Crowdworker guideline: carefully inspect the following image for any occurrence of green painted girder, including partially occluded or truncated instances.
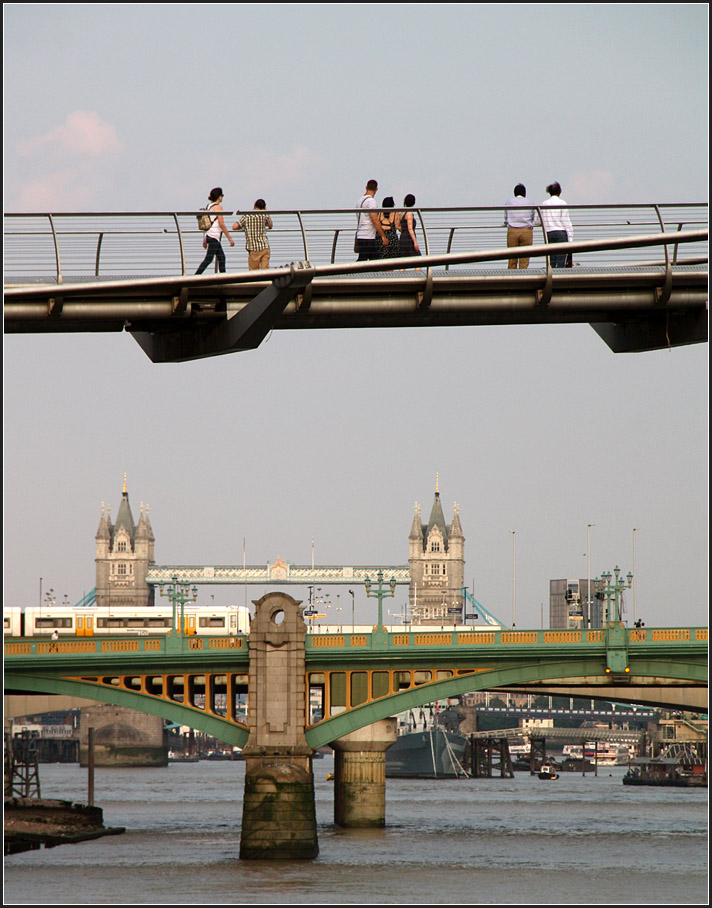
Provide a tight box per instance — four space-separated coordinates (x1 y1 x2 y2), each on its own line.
4 672 250 747
303 653 707 748
5 628 706 750
5 647 706 751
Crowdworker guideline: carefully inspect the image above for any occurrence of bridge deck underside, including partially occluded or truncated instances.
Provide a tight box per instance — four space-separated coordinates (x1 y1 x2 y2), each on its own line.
6 267 706 357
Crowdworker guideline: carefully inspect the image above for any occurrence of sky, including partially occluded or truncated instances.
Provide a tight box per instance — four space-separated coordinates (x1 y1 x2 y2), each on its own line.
3 3 709 629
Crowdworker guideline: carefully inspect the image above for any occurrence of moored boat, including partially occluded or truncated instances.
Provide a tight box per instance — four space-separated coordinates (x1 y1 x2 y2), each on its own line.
386 706 468 779
386 726 468 778
623 757 707 787
168 751 199 763
538 761 559 780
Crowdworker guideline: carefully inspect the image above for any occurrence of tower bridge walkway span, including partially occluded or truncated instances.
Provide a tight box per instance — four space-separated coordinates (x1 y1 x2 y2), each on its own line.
5 623 707 751
4 204 707 361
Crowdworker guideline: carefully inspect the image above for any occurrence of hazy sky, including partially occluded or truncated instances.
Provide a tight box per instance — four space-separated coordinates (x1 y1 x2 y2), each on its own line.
3 4 708 628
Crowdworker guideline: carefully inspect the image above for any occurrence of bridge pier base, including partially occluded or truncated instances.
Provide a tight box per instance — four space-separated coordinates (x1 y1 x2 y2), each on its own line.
240 751 317 860
330 718 397 827
239 592 318 860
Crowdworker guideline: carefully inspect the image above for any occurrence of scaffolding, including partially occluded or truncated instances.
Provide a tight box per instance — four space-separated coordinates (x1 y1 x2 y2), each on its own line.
4 731 42 799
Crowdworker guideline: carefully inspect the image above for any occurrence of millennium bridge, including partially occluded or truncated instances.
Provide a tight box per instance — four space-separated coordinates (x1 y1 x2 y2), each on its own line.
3 203 707 361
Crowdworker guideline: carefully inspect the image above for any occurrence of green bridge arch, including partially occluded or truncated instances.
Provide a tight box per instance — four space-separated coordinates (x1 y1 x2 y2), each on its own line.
6 673 250 748
7 650 703 751
305 655 703 747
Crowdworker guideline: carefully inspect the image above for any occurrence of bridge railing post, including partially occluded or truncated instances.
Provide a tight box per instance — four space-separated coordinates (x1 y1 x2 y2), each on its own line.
94 233 104 277
47 214 62 284
295 211 310 263
653 204 673 304
330 228 340 264
172 214 186 275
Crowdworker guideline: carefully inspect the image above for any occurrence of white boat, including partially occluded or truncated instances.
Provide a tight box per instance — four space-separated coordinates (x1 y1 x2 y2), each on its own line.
585 743 630 766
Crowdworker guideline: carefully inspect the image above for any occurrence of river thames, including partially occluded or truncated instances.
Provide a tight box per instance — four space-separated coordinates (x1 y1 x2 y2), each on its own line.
4 757 707 904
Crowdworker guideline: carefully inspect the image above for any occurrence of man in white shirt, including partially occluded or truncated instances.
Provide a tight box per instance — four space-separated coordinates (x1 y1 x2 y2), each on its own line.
355 179 389 261
504 184 540 269
541 182 573 268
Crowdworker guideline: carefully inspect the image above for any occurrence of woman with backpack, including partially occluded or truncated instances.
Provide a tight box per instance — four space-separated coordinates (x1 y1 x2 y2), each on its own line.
195 187 235 274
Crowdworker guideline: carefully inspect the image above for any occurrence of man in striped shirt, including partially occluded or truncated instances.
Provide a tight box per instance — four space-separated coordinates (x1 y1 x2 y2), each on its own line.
233 199 273 270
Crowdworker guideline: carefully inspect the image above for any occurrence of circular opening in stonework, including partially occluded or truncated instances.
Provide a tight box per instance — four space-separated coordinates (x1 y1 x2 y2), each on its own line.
272 609 285 626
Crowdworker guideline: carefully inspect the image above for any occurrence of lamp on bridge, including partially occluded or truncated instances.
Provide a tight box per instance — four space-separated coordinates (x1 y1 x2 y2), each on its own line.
159 575 198 635
364 570 397 630
595 566 633 625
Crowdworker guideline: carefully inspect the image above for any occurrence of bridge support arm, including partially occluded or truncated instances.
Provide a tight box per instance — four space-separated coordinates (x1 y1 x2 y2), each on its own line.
130 263 315 363
591 307 708 353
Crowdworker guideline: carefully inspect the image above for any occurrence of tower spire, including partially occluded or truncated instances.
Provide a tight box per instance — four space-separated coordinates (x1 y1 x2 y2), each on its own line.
123 472 127 495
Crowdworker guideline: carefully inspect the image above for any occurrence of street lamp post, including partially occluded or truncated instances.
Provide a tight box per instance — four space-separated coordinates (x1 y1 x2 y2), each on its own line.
595 566 633 625
364 570 397 630
349 590 355 630
587 523 595 627
632 528 640 625
159 574 198 635
508 530 516 628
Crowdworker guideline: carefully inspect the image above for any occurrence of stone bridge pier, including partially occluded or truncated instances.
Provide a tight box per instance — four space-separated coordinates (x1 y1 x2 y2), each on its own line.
330 718 397 827
239 592 398 859
239 592 317 859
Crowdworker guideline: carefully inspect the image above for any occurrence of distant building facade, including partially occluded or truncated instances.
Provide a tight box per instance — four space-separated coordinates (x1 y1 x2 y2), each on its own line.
549 578 602 629
95 476 155 608
408 482 465 625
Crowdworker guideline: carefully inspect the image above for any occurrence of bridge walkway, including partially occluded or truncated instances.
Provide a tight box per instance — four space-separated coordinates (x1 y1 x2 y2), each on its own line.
4 204 707 359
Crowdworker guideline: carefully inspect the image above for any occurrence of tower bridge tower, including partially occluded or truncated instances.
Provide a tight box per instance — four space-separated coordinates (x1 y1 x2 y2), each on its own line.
95 476 155 608
408 478 465 625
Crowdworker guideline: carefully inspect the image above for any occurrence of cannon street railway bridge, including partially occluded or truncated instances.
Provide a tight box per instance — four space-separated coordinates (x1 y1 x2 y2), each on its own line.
5 613 707 750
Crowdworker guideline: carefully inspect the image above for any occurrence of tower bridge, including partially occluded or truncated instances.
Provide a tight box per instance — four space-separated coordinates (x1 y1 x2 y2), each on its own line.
146 562 411 587
96 478 482 628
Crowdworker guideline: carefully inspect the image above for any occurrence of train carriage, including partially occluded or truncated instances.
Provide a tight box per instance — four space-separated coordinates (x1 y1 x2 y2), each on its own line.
4 605 251 638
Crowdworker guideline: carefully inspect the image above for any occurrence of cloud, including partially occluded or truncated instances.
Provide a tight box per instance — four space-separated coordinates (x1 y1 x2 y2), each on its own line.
17 110 121 158
11 170 101 211
567 170 616 204
230 144 327 198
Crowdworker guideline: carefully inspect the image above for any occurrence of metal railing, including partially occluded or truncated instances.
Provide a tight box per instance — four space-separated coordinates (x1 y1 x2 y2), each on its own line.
4 204 707 285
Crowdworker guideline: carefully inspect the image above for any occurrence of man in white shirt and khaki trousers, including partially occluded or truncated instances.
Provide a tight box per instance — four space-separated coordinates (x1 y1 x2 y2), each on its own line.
504 184 540 269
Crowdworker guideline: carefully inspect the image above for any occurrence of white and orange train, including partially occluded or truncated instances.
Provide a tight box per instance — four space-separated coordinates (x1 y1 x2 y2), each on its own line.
3 605 251 638
4 605 500 639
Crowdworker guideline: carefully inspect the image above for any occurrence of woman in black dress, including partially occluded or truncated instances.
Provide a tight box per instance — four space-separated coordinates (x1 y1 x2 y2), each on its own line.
376 196 399 258
396 194 420 260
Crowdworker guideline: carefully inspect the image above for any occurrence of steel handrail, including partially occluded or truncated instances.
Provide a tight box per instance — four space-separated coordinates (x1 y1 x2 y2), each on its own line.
5 228 706 298
5 205 706 282
5 202 706 217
